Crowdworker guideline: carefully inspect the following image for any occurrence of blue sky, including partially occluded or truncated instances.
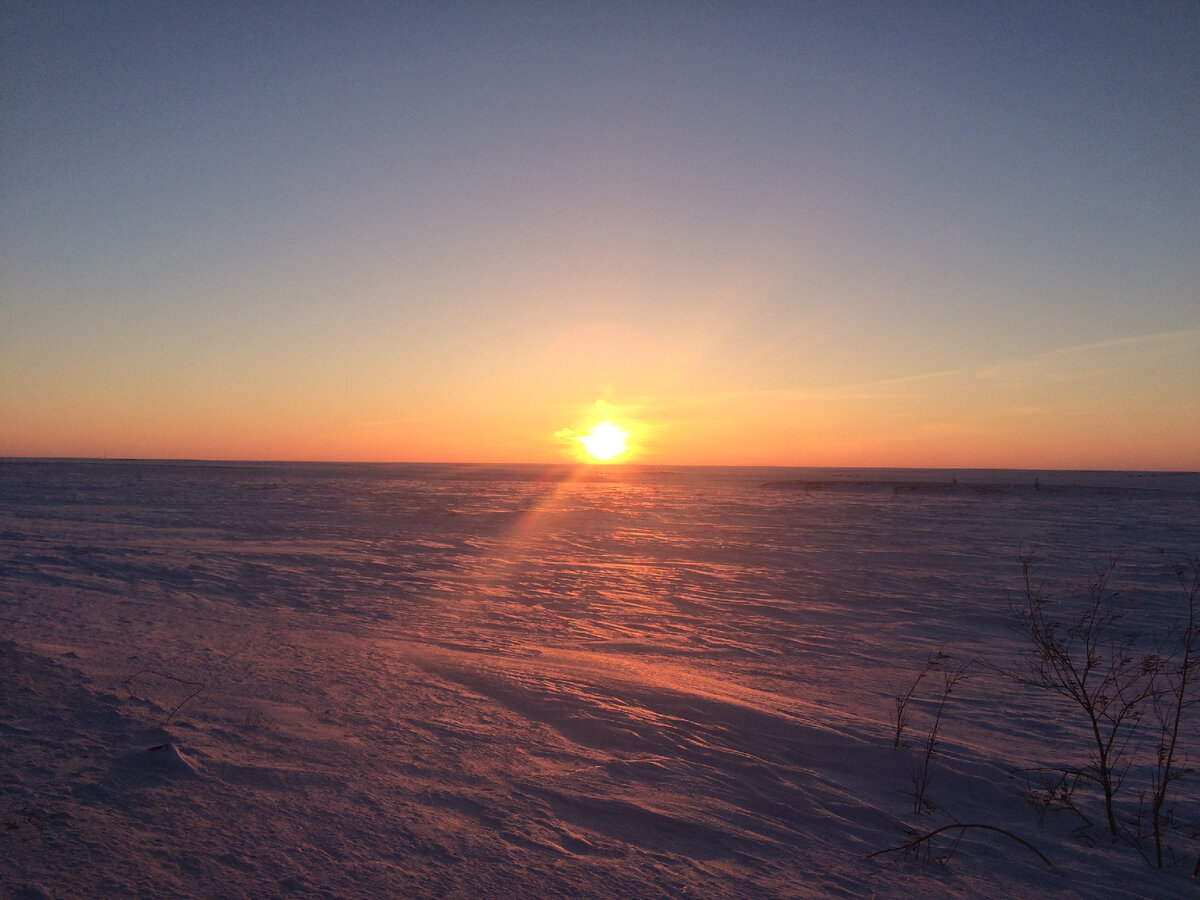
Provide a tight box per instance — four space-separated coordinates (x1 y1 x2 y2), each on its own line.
3 2 1197 466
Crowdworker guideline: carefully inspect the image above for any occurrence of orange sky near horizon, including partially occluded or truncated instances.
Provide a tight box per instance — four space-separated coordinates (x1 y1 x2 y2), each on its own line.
6 331 1198 471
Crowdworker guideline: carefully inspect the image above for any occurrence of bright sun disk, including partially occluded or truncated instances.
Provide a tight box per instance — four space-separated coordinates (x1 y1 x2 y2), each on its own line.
578 421 629 461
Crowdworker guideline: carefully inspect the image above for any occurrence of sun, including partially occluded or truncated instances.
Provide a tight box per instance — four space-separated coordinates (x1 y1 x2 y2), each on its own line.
577 421 629 462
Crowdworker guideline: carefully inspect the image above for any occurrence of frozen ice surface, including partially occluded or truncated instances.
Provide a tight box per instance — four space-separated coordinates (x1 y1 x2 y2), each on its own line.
2 461 1199 897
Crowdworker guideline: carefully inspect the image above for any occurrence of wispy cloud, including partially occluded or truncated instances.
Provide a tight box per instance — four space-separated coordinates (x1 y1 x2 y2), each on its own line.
626 327 1199 415
973 327 1200 386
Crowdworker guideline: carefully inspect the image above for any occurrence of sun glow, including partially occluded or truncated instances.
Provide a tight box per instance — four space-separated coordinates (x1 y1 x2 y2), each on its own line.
578 421 630 461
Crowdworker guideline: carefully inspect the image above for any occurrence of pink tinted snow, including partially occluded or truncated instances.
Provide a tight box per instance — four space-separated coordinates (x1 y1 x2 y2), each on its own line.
1 462 1198 898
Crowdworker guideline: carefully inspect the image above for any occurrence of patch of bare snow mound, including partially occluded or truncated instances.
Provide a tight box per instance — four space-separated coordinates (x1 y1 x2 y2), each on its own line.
114 739 205 782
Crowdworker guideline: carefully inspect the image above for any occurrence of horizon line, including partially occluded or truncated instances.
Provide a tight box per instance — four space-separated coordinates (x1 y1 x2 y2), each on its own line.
2 456 1197 476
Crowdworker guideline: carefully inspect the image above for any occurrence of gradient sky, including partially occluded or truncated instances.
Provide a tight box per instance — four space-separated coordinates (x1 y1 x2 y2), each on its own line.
3 2 1198 468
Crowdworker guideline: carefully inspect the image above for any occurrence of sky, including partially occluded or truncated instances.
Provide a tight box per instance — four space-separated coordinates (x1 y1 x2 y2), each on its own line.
2 2 1198 469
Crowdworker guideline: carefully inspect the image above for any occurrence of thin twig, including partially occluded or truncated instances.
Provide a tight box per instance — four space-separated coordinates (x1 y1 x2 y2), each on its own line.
123 668 206 724
869 823 1053 868
892 651 946 749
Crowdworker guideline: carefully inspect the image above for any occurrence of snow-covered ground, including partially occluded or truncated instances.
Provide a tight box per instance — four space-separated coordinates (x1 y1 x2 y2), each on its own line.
2 461 1198 898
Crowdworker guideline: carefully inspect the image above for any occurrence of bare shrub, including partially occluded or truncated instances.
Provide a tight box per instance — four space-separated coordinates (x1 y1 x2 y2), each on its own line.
911 660 971 815
1011 552 1160 837
881 552 1200 874
1148 559 1200 867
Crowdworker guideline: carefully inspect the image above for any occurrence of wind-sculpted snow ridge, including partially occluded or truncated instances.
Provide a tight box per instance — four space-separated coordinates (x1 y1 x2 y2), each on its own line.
2 461 1199 898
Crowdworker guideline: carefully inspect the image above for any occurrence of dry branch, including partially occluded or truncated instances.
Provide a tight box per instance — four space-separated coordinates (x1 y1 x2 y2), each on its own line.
123 668 206 724
869 822 1053 868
